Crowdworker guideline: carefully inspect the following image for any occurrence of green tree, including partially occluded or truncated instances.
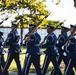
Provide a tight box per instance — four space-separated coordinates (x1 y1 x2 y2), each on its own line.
0 0 49 40
39 19 61 29
0 0 62 40
74 0 76 8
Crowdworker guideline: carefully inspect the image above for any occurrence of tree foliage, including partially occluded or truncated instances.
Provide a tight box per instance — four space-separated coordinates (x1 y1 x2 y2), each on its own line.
0 0 61 40
0 0 49 24
0 0 62 28
0 0 50 40
74 0 76 8
39 20 61 29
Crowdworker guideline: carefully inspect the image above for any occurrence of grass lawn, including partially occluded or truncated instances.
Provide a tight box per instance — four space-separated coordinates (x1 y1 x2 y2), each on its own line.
4 47 65 74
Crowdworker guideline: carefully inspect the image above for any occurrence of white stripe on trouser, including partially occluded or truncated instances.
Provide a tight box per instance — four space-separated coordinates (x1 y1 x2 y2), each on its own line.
2 53 11 73
56 55 59 62
41 55 48 73
51 56 59 75
0 55 1 65
24 55 31 75
51 70 55 75
64 59 71 75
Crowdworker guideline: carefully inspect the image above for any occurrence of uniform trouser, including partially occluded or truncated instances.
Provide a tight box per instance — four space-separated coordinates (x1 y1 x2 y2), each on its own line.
41 55 62 75
23 54 41 75
64 58 76 75
50 55 75 75
0 54 9 75
1 54 9 75
0 54 2 73
2 53 22 75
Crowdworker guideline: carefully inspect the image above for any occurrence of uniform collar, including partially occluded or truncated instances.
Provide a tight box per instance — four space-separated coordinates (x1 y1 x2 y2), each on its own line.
34 31 36 33
48 32 54 36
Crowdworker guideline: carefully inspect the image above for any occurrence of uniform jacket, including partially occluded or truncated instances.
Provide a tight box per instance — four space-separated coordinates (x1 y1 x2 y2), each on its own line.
67 34 76 59
42 33 59 56
25 32 41 55
0 36 4 54
56 33 68 55
5 29 21 53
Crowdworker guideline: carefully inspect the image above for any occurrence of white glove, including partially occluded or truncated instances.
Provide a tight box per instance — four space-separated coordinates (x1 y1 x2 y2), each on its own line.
23 40 25 44
26 53 29 57
62 46 64 50
56 40 59 44
2 42 4 46
5 50 9 53
41 52 45 55
63 52 67 56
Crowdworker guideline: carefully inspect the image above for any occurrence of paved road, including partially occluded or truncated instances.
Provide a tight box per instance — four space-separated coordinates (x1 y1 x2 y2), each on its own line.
9 72 49 75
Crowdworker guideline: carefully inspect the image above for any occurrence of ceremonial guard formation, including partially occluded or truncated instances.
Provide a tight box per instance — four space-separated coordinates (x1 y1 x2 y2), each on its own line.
50 26 75 75
0 20 76 75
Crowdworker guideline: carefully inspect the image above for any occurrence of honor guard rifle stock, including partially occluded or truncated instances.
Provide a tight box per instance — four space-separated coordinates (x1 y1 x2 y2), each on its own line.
40 19 66 45
25 12 51 41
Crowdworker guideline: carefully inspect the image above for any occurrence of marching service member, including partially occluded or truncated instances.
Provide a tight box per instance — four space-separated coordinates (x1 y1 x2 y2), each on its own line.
0 31 9 75
64 24 76 75
2 23 22 75
22 24 41 75
41 25 62 75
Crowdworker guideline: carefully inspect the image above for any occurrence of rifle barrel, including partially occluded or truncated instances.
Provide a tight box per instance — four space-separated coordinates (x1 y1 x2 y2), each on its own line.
25 12 51 41
40 19 66 45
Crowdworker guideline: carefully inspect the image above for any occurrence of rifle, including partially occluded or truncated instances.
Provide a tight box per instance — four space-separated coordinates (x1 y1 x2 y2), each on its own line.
25 12 51 41
40 20 66 45
64 26 76 46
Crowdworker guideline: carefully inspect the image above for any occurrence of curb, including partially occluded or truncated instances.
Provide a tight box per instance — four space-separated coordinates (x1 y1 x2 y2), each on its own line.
9 72 49 75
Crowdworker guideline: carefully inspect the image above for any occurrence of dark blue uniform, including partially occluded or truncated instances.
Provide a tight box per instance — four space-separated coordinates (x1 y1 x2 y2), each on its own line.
2 28 22 75
50 33 68 75
50 26 75 75
57 33 68 57
22 31 41 75
41 32 62 75
0 31 9 75
64 34 76 75
50 33 74 75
